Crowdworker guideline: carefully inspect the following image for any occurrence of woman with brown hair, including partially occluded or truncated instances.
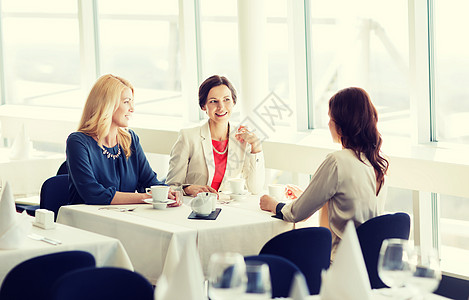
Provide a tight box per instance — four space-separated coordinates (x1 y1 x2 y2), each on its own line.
260 87 389 258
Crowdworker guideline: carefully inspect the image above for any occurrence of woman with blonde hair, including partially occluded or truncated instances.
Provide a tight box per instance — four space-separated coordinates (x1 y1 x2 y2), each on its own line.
260 87 389 259
67 74 174 205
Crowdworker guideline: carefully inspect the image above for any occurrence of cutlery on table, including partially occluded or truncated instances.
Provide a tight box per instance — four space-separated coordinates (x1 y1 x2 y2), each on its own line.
27 233 62 245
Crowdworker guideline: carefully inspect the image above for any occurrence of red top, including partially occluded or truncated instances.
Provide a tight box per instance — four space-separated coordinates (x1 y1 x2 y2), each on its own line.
211 139 228 191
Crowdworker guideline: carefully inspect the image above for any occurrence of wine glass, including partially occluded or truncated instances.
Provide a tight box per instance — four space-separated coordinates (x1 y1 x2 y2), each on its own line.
407 246 442 299
244 261 271 299
208 252 247 300
378 239 412 297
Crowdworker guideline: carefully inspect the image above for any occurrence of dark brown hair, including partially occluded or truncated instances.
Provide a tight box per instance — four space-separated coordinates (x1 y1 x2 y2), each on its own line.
329 87 389 194
198 75 237 109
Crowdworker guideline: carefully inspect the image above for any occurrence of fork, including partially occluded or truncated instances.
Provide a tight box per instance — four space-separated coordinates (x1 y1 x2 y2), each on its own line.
98 207 137 212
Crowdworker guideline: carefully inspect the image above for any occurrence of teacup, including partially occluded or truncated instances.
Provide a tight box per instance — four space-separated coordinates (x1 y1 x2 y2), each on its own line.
229 178 245 195
268 184 285 201
145 185 169 202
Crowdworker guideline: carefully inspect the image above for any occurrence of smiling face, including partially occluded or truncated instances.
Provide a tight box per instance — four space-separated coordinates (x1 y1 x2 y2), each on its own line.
112 87 134 128
202 84 234 125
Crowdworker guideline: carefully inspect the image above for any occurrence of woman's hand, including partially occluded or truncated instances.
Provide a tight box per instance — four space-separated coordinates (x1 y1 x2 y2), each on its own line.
167 189 182 207
183 185 218 197
235 125 262 154
260 195 279 214
285 184 303 200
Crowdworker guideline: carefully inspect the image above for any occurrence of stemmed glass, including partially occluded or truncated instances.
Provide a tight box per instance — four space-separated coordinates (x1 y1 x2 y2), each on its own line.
208 252 247 300
407 246 442 299
244 261 271 299
378 238 412 297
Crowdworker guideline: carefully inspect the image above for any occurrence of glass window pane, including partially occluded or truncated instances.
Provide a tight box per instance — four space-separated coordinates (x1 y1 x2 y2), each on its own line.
98 1 181 117
434 1 469 143
200 0 293 128
1 0 80 108
308 0 410 138
439 194 469 276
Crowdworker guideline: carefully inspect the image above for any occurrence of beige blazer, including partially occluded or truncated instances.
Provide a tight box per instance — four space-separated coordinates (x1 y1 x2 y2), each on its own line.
166 121 265 194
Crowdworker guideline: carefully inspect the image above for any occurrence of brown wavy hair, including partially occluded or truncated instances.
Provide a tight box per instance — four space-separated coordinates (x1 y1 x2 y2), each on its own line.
329 87 389 194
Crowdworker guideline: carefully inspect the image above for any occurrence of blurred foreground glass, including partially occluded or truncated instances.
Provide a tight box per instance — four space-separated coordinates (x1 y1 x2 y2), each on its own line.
244 261 271 299
407 246 442 299
208 252 247 300
378 238 412 296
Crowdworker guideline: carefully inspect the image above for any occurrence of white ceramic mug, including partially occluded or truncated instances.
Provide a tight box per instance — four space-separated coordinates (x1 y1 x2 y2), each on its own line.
145 185 169 202
229 178 245 195
268 184 285 201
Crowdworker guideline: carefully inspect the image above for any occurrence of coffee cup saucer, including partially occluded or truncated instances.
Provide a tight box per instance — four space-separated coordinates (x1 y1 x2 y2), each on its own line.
224 190 250 200
143 199 176 205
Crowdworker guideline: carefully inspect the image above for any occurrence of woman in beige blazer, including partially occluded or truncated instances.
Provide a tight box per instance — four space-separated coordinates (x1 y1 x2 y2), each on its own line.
260 87 389 259
166 75 265 196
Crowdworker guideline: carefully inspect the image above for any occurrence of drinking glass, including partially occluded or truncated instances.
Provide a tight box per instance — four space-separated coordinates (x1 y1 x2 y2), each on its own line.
378 239 412 296
208 252 247 300
407 246 442 299
244 261 271 299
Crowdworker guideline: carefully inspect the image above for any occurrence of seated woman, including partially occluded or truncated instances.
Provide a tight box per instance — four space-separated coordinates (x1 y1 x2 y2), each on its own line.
67 74 174 205
260 87 388 259
166 75 265 196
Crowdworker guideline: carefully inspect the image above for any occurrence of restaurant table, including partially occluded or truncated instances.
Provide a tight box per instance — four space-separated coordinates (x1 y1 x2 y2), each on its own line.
0 216 133 286
56 195 294 284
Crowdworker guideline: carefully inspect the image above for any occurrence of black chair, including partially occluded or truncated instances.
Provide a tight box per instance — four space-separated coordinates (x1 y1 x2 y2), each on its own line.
0 251 95 300
16 162 68 216
51 267 154 300
40 174 69 221
356 212 411 289
56 161 68 175
259 227 332 295
245 254 305 298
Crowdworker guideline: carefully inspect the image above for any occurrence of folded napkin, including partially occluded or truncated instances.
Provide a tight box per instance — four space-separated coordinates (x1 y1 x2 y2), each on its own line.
320 221 372 300
289 272 310 300
156 240 206 300
9 124 33 160
0 181 32 249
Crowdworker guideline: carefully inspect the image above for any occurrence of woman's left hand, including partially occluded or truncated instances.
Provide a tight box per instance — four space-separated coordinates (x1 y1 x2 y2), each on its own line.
235 125 262 153
259 194 279 214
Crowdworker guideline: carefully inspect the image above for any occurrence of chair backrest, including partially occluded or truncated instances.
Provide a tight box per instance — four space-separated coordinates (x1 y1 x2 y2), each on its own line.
0 251 95 300
40 174 69 221
259 227 332 295
356 212 411 289
51 267 154 300
56 161 68 175
245 254 305 298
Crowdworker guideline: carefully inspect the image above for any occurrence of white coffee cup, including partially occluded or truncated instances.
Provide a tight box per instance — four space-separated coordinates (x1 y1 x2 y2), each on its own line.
145 185 169 202
229 178 245 195
268 184 285 201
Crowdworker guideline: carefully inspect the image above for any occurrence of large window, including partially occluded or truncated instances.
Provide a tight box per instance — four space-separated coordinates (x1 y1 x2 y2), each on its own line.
307 0 410 136
1 0 80 108
434 0 469 143
98 0 182 117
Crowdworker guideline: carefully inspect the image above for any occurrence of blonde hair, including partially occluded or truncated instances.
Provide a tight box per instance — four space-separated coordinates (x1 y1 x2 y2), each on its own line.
78 74 133 158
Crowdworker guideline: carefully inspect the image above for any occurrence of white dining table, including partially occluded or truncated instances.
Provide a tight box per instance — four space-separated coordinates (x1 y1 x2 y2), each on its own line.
56 194 294 284
0 216 133 286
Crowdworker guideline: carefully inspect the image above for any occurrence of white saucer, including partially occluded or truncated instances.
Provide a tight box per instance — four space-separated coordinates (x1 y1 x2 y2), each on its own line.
224 190 250 200
143 199 176 205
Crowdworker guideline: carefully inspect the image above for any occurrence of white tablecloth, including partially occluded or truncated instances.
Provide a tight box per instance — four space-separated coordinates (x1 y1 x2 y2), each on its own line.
0 217 133 285
57 195 294 284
